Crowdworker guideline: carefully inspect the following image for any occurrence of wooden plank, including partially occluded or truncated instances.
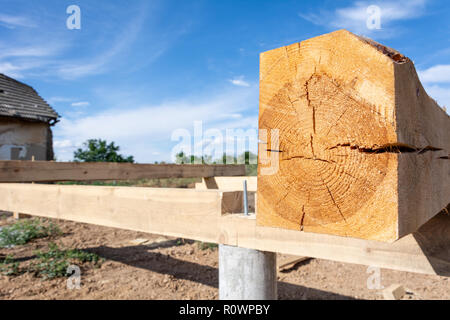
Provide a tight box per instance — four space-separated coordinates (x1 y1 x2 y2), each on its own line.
195 176 257 213
278 255 311 271
196 177 257 191
0 161 246 182
225 213 450 277
395 59 450 238
195 178 311 266
12 212 31 219
0 183 448 276
0 184 244 242
258 29 450 242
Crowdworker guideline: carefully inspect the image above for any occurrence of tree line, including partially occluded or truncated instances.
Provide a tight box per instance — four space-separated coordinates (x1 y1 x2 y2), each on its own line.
73 139 258 174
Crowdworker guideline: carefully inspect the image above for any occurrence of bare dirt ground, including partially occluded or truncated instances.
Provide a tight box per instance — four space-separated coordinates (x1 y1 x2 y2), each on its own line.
0 213 448 300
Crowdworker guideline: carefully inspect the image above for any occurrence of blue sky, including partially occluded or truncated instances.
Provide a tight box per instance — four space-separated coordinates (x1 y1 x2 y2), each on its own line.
0 0 449 162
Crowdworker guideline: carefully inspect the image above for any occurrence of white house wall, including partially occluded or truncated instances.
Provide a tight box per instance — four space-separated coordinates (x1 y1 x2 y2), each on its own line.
0 118 50 160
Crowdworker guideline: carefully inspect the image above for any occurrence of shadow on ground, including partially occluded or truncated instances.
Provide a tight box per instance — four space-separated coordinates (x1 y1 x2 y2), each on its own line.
86 242 355 300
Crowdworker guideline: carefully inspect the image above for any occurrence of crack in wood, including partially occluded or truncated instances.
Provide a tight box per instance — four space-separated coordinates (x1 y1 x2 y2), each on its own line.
281 155 336 164
324 183 347 224
304 75 317 134
286 90 301 119
325 105 350 137
310 135 315 157
300 205 306 231
328 142 444 155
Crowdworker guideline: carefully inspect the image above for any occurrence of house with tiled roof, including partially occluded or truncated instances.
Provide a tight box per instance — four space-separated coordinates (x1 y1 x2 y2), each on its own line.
0 73 59 160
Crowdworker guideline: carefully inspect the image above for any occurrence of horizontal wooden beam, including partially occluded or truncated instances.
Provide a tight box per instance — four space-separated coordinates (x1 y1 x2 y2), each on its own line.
0 183 448 276
195 176 257 192
0 161 246 182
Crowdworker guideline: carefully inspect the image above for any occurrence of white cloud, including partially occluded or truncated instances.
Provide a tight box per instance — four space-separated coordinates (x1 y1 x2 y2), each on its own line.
0 14 36 28
0 3 179 81
54 139 78 148
299 0 427 37
0 23 132 79
0 62 24 78
418 65 450 84
0 44 61 60
229 76 250 87
218 113 242 119
71 101 90 107
418 64 450 113
53 3 178 80
0 41 67 78
47 97 73 105
423 84 450 112
53 86 258 162
0 60 46 78
55 15 146 79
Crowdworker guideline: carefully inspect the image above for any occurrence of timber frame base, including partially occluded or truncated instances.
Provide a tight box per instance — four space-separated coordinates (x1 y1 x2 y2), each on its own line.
0 182 449 276
257 30 450 242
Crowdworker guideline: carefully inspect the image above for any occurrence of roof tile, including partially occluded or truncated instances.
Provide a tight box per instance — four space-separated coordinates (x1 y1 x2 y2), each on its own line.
0 73 59 123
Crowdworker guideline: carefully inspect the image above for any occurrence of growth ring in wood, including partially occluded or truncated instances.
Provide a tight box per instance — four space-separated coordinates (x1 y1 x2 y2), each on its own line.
257 30 450 242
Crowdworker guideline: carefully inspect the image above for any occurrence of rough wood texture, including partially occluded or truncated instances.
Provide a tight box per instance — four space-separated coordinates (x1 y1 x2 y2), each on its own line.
0 184 243 238
0 161 246 182
258 29 450 242
0 183 449 276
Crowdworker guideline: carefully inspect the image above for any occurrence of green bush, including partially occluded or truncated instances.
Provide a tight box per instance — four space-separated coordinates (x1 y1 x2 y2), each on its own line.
74 139 134 163
0 255 20 276
0 219 61 248
196 241 218 251
32 243 103 279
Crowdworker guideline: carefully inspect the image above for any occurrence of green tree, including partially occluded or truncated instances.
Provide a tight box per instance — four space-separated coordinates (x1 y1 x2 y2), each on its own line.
73 139 134 163
175 152 212 164
238 151 258 176
175 151 190 164
237 151 257 164
175 151 257 175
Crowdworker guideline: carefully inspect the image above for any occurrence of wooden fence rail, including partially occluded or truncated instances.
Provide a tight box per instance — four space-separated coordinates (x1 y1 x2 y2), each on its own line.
0 182 449 276
0 161 246 182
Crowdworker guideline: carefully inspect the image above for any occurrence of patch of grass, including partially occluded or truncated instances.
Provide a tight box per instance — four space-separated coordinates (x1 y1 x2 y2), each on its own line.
0 219 61 248
31 243 103 279
0 255 20 276
196 241 218 251
174 238 186 246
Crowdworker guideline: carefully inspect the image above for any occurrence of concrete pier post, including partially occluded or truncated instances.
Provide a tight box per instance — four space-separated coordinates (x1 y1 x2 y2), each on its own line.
219 244 277 300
